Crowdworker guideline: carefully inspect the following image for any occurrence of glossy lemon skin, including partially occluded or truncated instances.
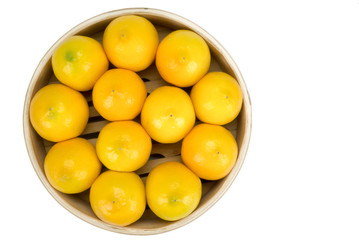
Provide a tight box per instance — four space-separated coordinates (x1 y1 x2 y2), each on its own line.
44 138 102 194
103 15 159 72
141 86 196 143
146 161 202 221
92 69 147 121
181 123 238 180
156 30 211 87
96 121 152 172
29 84 89 142
90 171 146 226
52 35 108 91
191 72 243 125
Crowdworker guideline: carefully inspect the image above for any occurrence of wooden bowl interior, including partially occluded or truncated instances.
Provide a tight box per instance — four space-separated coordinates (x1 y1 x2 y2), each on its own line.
24 9 251 235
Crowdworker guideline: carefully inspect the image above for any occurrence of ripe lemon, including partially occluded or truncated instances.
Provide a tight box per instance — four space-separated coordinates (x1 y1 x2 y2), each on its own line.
52 35 108 91
191 72 243 125
29 84 89 142
156 30 211 87
96 121 152 172
181 123 238 180
103 15 159 72
141 86 196 143
146 161 202 221
90 171 146 226
44 138 101 194
92 69 147 121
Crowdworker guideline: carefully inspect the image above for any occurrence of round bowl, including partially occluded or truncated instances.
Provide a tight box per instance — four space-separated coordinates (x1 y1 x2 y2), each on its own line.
23 8 252 235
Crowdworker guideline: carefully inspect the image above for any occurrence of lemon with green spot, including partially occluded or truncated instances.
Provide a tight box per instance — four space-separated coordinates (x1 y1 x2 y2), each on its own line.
52 35 108 91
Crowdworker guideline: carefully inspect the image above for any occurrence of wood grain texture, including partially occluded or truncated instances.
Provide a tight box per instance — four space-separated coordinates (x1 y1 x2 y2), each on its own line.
23 8 252 235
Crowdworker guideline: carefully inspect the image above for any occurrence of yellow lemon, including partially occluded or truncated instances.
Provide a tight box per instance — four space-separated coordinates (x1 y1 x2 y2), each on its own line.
52 35 108 91
103 15 159 71
141 86 195 143
181 123 238 180
96 121 152 172
44 138 101 194
29 84 89 142
90 171 146 226
156 30 211 87
146 161 202 221
191 72 243 125
92 69 147 121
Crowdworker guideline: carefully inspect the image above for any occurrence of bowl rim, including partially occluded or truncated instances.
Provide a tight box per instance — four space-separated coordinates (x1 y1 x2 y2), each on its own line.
23 7 252 235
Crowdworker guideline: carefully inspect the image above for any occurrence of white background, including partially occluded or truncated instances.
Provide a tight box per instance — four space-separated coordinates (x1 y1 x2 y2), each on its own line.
1 0 359 239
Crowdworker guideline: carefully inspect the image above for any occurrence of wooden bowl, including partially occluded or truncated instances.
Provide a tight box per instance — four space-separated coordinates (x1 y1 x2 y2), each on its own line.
23 8 252 235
